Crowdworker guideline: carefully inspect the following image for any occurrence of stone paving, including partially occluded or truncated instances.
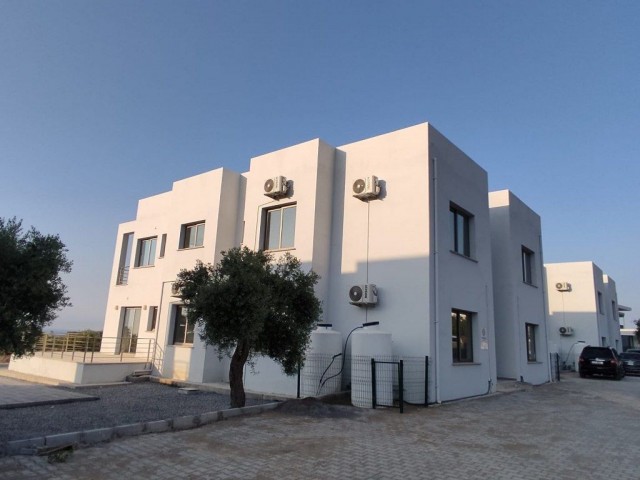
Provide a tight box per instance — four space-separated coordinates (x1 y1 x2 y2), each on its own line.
2 373 639 479
0 376 96 409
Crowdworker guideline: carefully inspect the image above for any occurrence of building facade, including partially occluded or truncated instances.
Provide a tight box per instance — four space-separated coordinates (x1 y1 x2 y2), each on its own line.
545 261 624 369
489 190 551 385
101 122 504 402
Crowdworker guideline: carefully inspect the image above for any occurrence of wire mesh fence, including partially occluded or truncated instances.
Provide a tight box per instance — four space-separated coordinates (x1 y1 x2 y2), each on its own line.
550 352 561 382
299 353 430 412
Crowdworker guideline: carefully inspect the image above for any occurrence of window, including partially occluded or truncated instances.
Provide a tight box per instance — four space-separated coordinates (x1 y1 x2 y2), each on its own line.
450 204 471 257
136 237 157 267
451 309 473 363
597 292 604 314
264 204 296 250
172 305 194 345
116 232 134 285
611 301 616 322
525 323 537 362
521 247 534 285
120 307 140 353
159 234 167 258
147 306 158 331
181 222 205 249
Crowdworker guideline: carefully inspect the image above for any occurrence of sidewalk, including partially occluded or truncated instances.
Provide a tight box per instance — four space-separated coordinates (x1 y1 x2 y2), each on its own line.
0 366 97 409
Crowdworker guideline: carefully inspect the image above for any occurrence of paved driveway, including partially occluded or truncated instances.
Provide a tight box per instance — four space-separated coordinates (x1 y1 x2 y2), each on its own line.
2 373 639 479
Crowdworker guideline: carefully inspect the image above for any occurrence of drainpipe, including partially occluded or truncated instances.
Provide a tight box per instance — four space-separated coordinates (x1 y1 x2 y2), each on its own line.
432 155 441 404
538 233 553 381
154 280 175 371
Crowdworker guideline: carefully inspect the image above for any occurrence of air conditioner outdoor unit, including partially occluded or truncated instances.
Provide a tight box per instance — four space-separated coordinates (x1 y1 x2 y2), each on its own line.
171 283 183 297
555 282 572 292
349 284 378 306
264 176 289 199
559 326 574 336
352 176 380 200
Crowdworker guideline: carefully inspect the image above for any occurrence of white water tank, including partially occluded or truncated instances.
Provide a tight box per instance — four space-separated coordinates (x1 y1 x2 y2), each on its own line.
351 323 393 408
301 324 343 397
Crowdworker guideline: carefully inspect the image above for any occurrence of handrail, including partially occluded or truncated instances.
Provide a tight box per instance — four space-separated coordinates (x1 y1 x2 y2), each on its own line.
33 333 157 369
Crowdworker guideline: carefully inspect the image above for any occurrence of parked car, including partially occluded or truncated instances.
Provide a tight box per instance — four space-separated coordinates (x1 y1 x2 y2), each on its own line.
578 346 625 380
619 352 640 376
625 348 640 354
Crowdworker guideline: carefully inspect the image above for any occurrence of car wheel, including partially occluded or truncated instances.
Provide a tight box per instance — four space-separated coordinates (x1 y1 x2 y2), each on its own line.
579 370 586 378
614 371 622 381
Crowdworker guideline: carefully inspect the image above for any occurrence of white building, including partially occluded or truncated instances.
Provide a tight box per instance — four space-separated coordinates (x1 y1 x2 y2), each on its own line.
545 261 624 368
101 122 500 403
489 190 551 385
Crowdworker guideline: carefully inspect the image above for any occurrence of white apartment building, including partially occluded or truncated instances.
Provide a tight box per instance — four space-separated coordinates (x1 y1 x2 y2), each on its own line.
489 190 551 385
545 261 624 368
102 122 500 403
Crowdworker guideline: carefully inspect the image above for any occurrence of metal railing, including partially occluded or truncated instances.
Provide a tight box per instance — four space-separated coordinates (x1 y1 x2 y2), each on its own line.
116 266 130 285
33 333 155 368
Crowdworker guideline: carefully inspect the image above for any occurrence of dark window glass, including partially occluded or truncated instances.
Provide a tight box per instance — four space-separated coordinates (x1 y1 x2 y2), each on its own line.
159 234 167 258
136 237 157 267
172 305 194 344
452 309 473 362
148 306 158 331
526 323 537 362
450 205 471 257
522 247 534 285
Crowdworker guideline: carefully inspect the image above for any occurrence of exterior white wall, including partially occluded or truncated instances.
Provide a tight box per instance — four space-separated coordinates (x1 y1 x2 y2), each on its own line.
100 122 498 403
489 190 550 385
545 262 623 368
102 168 243 383
429 126 496 401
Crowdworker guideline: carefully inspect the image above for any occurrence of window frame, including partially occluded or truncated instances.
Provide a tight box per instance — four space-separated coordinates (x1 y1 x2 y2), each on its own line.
450 204 472 258
525 323 537 362
135 236 157 267
147 306 158 332
171 305 195 345
180 222 205 250
451 309 474 363
521 246 535 285
597 291 604 314
263 203 297 251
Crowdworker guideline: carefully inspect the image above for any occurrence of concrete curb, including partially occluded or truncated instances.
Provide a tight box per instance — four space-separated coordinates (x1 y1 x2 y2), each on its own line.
1 402 280 457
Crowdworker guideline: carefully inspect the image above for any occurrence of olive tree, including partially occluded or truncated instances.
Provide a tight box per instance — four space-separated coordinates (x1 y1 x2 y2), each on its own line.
0 217 72 356
175 247 321 408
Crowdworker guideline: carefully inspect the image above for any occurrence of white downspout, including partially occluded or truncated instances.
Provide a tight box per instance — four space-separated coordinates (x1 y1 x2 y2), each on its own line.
432 155 441 404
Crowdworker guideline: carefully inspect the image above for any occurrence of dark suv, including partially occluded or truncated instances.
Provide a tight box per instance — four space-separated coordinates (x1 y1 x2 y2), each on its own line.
578 346 625 380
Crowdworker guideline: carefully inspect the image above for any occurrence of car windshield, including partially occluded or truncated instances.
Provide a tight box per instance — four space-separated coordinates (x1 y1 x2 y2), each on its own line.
581 347 614 359
620 353 640 360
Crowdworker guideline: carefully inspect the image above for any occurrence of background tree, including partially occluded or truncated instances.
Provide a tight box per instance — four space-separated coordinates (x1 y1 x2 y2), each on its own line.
175 247 321 408
0 217 72 356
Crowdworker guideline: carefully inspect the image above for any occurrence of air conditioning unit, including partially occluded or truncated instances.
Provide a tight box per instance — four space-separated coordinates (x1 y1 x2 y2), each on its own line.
559 326 574 336
555 282 572 292
349 284 378 306
171 283 183 297
264 176 289 199
352 176 380 200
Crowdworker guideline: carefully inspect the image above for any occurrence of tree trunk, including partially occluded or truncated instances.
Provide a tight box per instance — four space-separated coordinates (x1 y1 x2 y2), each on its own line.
229 339 250 408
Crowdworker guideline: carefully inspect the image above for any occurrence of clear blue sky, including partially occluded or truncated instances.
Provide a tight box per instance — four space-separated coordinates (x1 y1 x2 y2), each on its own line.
1 1 638 331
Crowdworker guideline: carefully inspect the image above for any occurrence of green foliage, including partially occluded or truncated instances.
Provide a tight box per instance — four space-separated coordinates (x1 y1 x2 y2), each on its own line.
175 247 321 404
0 217 72 356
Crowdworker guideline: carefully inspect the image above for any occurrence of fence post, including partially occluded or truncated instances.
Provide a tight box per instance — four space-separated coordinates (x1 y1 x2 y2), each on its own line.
425 356 429 407
51 336 55 358
42 334 48 356
399 360 404 414
63 334 69 359
371 358 377 409
297 362 301 399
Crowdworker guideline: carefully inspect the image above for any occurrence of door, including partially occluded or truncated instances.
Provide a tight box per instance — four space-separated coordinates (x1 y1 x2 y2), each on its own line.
120 307 141 353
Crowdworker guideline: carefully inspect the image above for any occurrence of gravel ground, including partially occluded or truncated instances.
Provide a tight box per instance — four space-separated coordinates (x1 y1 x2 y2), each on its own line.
0 382 267 444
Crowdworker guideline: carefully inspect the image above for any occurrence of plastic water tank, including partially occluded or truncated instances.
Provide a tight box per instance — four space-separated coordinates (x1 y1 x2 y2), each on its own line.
301 324 343 397
351 323 393 408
